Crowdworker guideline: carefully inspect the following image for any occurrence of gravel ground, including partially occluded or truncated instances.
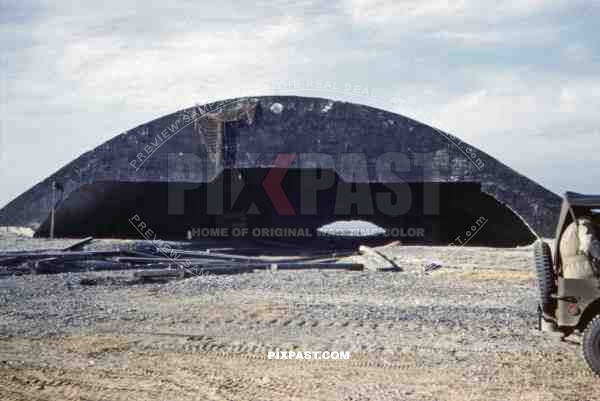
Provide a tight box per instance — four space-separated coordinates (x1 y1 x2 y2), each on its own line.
0 236 597 401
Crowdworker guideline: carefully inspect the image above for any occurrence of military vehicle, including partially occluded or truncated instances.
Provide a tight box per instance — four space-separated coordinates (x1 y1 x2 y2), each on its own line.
535 192 600 375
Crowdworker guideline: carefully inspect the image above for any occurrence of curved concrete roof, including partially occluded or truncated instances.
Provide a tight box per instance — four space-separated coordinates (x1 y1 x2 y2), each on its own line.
0 96 560 236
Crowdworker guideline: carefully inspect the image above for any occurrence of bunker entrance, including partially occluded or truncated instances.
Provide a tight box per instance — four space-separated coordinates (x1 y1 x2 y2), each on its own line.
36 168 535 246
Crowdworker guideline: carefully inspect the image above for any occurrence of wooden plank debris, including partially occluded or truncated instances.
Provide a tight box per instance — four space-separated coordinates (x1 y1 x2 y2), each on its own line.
0 240 381 279
358 245 402 272
62 236 94 251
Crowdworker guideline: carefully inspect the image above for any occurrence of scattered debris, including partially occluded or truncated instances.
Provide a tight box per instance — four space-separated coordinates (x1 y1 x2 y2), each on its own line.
79 277 99 286
0 240 364 281
134 269 186 282
0 250 132 267
358 245 402 272
62 236 94 252
424 261 443 273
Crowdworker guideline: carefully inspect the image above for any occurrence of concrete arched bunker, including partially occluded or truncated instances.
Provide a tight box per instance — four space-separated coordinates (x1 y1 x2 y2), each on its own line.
0 96 561 245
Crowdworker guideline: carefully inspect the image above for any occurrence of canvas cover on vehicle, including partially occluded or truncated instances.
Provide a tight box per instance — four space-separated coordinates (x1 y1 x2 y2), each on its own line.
554 192 600 265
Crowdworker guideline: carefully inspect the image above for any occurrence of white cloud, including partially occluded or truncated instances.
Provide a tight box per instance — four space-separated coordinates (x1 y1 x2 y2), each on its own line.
388 68 599 138
346 0 469 23
344 0 574 26
389 68 600 192
431 26 562 47
54 17 308 111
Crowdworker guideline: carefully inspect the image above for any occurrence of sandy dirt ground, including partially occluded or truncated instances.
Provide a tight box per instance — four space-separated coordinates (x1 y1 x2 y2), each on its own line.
0 237 597 401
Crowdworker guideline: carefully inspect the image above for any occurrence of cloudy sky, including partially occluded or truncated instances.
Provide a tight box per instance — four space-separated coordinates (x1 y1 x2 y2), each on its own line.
1 0 599 208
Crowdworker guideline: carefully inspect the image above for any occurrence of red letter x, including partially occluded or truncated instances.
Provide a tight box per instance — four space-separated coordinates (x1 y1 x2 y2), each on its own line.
263 153 296 215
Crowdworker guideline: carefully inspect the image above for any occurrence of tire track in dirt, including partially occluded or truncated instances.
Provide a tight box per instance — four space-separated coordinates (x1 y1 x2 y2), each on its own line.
133 312 546 357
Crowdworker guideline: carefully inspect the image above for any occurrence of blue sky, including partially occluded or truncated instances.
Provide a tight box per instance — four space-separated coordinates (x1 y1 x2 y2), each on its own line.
1 0 599 208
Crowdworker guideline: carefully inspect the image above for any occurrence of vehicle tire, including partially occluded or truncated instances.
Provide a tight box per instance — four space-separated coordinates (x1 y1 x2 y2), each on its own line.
533 240 555 314
582 315 600 376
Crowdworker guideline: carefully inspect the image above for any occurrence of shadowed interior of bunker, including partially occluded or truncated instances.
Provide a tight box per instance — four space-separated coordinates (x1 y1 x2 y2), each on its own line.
36 168 536 246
